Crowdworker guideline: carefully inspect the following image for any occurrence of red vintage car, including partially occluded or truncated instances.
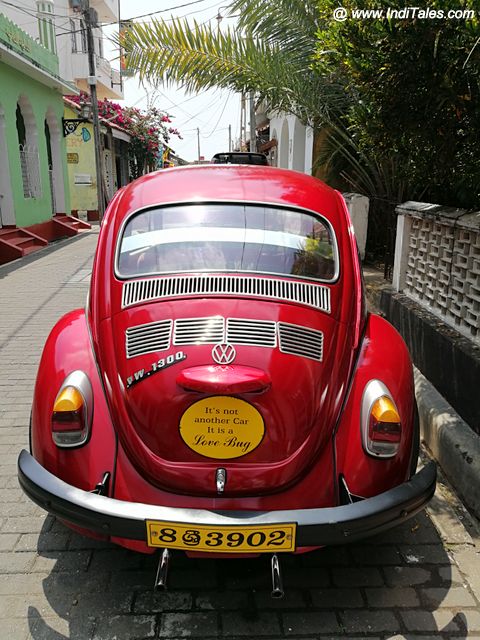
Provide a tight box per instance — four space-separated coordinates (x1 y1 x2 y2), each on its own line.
18 165 436 596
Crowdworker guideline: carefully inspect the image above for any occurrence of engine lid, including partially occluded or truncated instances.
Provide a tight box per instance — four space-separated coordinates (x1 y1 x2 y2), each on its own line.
98 297 355 496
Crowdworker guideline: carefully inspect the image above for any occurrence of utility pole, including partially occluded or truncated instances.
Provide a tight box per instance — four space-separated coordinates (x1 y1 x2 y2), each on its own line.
249 91 256 153
228 124 232 152
196 127 201 162
84 0 105 220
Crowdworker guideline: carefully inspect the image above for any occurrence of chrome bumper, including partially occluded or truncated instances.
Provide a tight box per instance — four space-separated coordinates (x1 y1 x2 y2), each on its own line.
18 450 436 547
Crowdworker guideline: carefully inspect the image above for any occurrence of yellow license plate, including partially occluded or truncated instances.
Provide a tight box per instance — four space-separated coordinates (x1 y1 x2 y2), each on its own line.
145 520 296 553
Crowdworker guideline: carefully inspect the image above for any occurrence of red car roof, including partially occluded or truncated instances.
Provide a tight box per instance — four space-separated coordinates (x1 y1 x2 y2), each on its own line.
114 165 343 228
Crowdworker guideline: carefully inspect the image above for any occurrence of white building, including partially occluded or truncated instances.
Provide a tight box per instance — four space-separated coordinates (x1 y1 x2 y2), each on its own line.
267 113 314 176
1 0 123 100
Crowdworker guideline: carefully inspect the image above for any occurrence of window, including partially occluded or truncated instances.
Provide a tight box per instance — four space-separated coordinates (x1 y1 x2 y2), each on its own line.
80 19 87 53
117 204 337 281
70 18 77 53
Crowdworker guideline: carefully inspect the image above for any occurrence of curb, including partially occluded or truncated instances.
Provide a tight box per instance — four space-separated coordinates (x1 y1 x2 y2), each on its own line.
415 367 480 521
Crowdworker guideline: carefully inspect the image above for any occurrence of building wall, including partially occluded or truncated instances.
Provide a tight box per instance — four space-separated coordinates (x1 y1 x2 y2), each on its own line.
268 113 314 175
64 105 98 213
0 62 70 228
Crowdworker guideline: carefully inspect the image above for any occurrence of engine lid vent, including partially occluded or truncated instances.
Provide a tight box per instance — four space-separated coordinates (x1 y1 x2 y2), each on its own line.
278 322 323 361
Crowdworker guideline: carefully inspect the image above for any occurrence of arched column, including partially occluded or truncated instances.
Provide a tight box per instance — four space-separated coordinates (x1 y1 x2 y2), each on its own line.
0 104 15 226
279 118 289 169
45 106 66 213
291 118 306 173
17 95 41 199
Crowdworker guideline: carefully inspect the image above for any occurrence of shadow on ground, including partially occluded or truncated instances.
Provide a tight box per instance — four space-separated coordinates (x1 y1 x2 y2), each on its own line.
27 511 469 639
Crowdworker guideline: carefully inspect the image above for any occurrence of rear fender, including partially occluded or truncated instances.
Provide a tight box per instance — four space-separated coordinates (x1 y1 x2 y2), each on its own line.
31 309 116 493
334 313 415 498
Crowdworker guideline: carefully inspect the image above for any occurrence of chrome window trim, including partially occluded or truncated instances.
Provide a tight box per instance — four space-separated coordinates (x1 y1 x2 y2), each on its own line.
113 199 340 284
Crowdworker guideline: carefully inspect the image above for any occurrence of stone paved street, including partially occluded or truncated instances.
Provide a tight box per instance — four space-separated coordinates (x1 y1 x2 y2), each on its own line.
1 231 480 640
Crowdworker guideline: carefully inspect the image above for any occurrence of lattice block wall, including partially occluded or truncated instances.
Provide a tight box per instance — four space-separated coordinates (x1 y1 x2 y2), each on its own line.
404 215 480 342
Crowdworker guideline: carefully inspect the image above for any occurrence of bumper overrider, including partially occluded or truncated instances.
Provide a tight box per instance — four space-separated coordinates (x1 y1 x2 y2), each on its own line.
18 450 436 548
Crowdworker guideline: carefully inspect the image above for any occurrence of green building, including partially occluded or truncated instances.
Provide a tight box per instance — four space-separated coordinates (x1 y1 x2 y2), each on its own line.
0 12 82 263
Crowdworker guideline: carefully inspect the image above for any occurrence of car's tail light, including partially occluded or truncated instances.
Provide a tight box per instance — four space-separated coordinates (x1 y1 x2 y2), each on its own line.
361 380 401 457
52 371 93 447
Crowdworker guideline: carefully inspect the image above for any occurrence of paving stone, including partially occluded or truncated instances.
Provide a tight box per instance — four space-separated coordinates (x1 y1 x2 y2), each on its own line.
0 573 49 595
399 544 451 565
160 612 218 637
0 618 29 640
310 587 364 609
351 545 402 566
332 567 384 587
400 609 462 633
135 590 193 612
0 593 70 619
281 566 331 588
420 586 477 608
428 494 475 545
169 567 219 590
305 546 351 567
338 609 399 633
453 547 480 600
221 611 280 636
15 532 70 552
0 551 36 573
388 636 446 640
365 587 420 608
196 590 251 610
0 533 19 551
437 565 465 585
45 568 110 594
456 609 480 632
282 611 339 635
108 570 153 591
31 550 91 573
71 590 134 619
94 614 156 639
2 516 49 534
383 566 432 586
29 615 96 640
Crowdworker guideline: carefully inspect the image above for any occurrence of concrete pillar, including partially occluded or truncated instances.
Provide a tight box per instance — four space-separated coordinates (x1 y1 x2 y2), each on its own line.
343 193 369 260
392 213 412 292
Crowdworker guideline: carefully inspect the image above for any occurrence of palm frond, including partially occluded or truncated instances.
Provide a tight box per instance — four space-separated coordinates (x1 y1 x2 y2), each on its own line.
120 18 346 127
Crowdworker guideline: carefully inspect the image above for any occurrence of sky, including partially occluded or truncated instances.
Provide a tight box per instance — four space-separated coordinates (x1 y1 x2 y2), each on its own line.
104 0 242 162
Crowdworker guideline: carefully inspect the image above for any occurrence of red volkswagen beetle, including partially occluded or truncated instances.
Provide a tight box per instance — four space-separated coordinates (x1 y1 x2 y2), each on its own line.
18 165 436 595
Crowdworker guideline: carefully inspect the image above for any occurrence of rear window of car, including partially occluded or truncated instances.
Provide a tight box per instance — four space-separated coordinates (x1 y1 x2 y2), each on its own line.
212 153 269 165
117 204 337 281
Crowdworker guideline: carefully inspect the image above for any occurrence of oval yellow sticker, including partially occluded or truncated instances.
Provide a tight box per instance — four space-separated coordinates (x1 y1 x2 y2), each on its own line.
179 396 265 459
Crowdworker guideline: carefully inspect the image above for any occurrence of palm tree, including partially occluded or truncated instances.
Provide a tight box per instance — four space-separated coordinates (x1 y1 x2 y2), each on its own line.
119 0 347 129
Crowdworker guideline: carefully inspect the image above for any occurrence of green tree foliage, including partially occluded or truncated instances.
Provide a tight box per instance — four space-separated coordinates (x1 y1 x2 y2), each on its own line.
315 0 480 208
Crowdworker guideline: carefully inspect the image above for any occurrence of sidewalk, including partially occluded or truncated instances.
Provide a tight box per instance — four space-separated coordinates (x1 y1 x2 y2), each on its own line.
1 235 480 639
364 266 480 522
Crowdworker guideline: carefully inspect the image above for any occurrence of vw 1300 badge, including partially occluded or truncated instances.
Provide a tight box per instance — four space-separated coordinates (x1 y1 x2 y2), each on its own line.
126 351 187 389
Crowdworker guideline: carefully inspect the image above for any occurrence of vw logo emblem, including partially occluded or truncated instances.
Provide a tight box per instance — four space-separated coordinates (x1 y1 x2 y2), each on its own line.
212 343 236 365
